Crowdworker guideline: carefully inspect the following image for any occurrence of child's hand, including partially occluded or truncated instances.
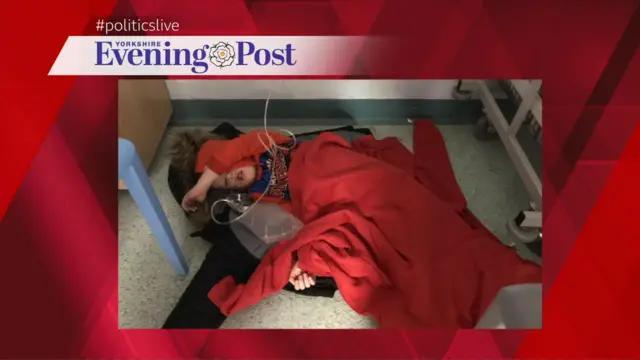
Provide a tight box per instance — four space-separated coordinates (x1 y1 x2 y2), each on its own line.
289 260 316 291
181 185 207 212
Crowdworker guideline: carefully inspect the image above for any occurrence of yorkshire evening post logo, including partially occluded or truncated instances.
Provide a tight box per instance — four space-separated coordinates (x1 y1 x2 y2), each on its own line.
50 36 360 76
95 39 297 74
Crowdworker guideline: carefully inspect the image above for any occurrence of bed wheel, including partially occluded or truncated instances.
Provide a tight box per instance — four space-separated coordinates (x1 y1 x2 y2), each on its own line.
507 218 540 244
452 80 473 100
474 116 498 141
507 216 542 256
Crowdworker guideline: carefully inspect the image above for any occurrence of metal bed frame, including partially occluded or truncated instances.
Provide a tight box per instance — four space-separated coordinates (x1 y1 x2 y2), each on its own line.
455 80 542 261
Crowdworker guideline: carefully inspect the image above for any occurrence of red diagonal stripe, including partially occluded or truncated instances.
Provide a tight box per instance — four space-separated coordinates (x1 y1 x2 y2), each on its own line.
519 123 640 357
0 0 116 221
548 2 640 197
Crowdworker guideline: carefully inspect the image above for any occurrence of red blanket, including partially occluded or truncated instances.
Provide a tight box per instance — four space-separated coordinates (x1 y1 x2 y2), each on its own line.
209 121 541 328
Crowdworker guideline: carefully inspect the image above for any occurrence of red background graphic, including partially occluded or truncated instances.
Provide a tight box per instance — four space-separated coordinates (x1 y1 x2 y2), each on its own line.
1 0 639 358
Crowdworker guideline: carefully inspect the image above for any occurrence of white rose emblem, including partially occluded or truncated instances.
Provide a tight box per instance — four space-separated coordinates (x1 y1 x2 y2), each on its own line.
209 42 235 68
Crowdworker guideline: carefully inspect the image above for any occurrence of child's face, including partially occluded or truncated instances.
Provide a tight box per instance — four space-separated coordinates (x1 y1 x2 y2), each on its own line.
219 165 257 189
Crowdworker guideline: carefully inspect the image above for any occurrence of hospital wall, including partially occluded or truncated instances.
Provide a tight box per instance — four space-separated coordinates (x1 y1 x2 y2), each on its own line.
166 80 509 126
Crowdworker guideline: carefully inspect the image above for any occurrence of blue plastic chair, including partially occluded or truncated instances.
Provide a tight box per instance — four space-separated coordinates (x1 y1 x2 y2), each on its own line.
118 138 189 276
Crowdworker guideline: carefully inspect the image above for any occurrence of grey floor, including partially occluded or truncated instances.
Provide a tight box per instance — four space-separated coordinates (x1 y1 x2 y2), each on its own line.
118 124 538 329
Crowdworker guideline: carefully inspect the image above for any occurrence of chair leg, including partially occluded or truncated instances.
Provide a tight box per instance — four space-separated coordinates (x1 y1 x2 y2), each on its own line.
122 152 189 276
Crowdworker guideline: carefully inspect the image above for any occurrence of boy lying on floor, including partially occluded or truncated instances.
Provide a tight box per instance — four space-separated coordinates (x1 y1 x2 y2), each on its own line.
180 129 316 291
171 122 541 329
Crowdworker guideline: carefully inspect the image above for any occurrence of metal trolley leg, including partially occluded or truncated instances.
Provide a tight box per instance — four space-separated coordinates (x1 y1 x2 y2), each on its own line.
462 80 543 263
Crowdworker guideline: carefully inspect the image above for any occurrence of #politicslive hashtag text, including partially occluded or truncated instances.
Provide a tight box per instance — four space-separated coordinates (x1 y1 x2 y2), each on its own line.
96 18 180 34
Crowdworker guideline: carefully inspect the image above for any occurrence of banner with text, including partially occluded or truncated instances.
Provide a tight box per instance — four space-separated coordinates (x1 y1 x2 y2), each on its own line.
49 36 377 76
